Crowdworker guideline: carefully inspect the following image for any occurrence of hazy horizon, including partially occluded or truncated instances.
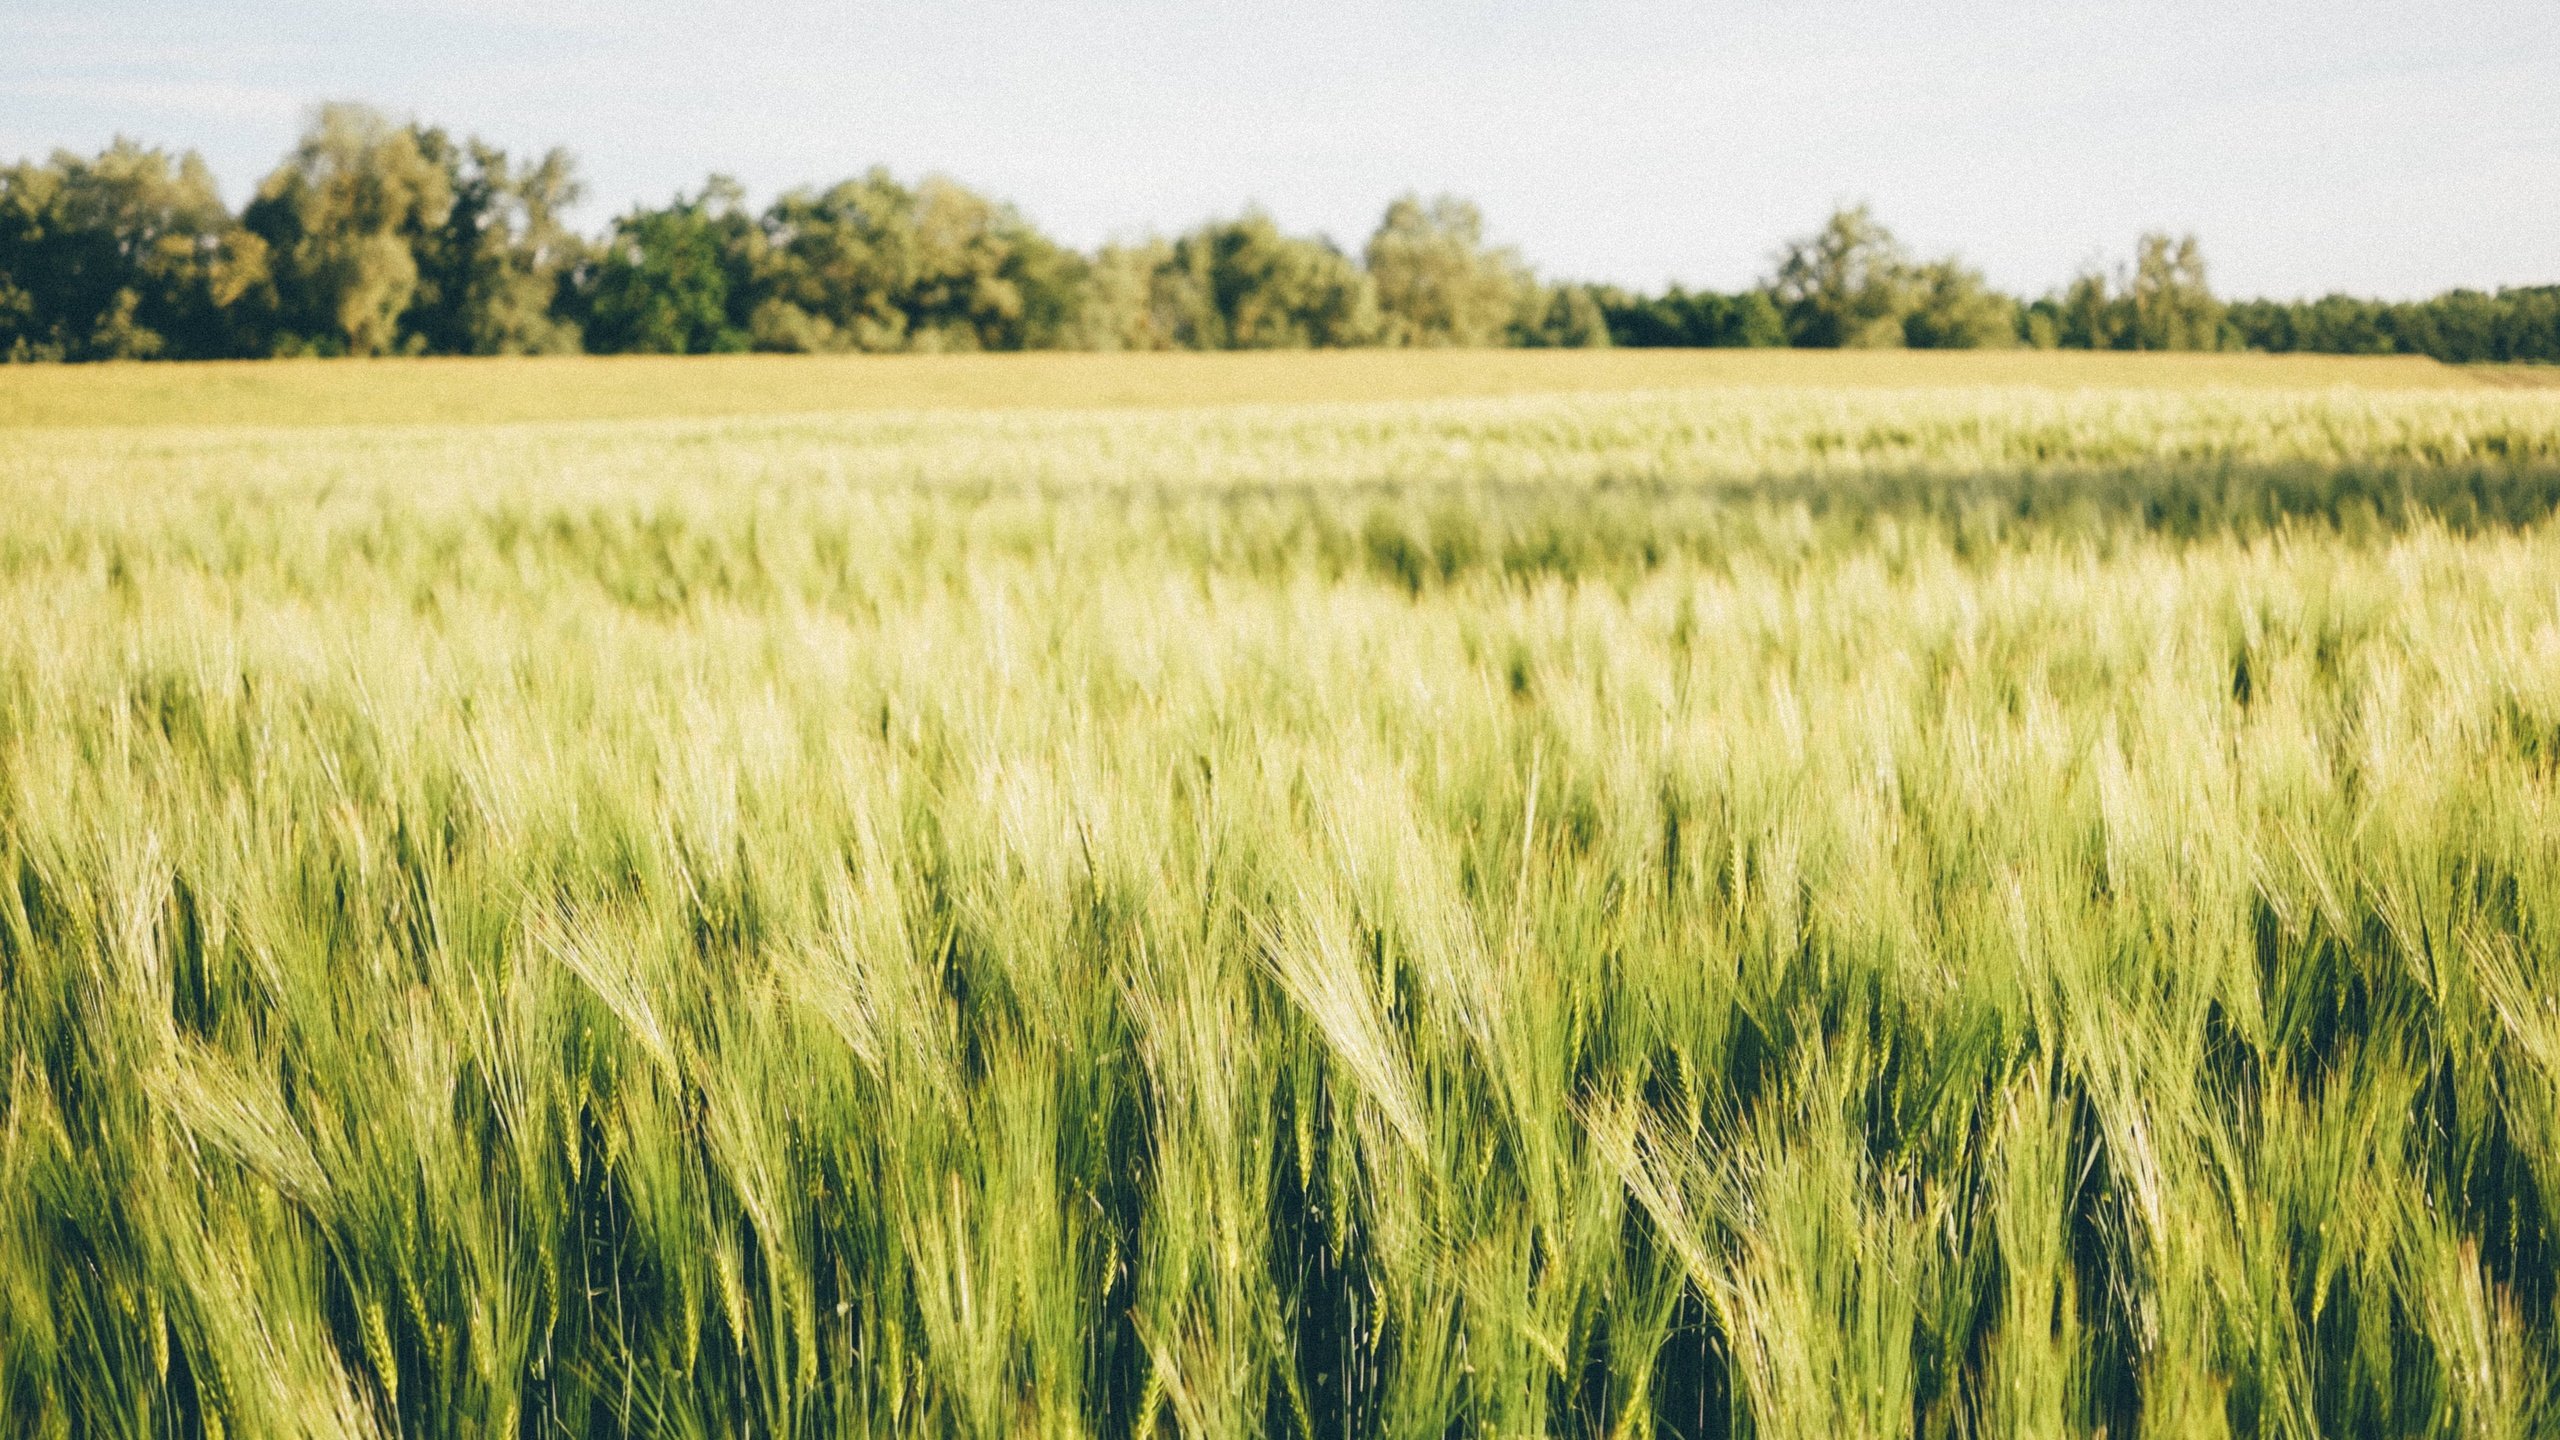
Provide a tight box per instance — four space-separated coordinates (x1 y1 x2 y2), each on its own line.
8 0 2556 302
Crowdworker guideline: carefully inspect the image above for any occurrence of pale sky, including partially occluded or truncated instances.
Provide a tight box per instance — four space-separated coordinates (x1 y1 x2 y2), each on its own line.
7 1 2555 301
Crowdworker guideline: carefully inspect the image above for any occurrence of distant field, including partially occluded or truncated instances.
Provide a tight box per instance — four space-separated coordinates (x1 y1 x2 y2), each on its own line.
0 347 2543 429
11 366 2560 1436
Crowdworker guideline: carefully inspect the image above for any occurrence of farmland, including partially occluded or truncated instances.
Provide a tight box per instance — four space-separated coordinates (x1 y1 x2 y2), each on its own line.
6 353 2560 1437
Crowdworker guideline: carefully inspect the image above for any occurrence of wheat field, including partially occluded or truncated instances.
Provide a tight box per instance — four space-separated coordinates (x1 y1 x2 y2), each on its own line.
7 358 2560 1437
3 348 2551 430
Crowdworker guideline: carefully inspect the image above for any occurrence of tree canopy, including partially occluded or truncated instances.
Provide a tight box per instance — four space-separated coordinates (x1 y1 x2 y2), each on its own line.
4 106 2555 363
0 140 249 361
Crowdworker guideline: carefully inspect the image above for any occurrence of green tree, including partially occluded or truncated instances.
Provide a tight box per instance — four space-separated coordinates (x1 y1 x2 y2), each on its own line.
0 140 256 361
1067 238 1181 350
1728 290 1787 348
1364 194 1527 347
1512 282 1612 347
2223 288 2560 363
2380 289 2525 364
405 136 586 356
2019 297 2064 348
575 180 760 355
2125 233 2222 351
1591 285 1784 348
1767 207 2023 349
1767 204 1916 348
1152 212 1377 349
2053 267 2118 349
750 170 1083 353
754 171 912 352
1902 257 2019 349
241 103 455 356
2049 234 2224 351
890 175 1082 351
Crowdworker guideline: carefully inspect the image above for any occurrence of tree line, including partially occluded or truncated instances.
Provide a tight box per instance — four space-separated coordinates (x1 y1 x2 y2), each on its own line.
5 104 2555 364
